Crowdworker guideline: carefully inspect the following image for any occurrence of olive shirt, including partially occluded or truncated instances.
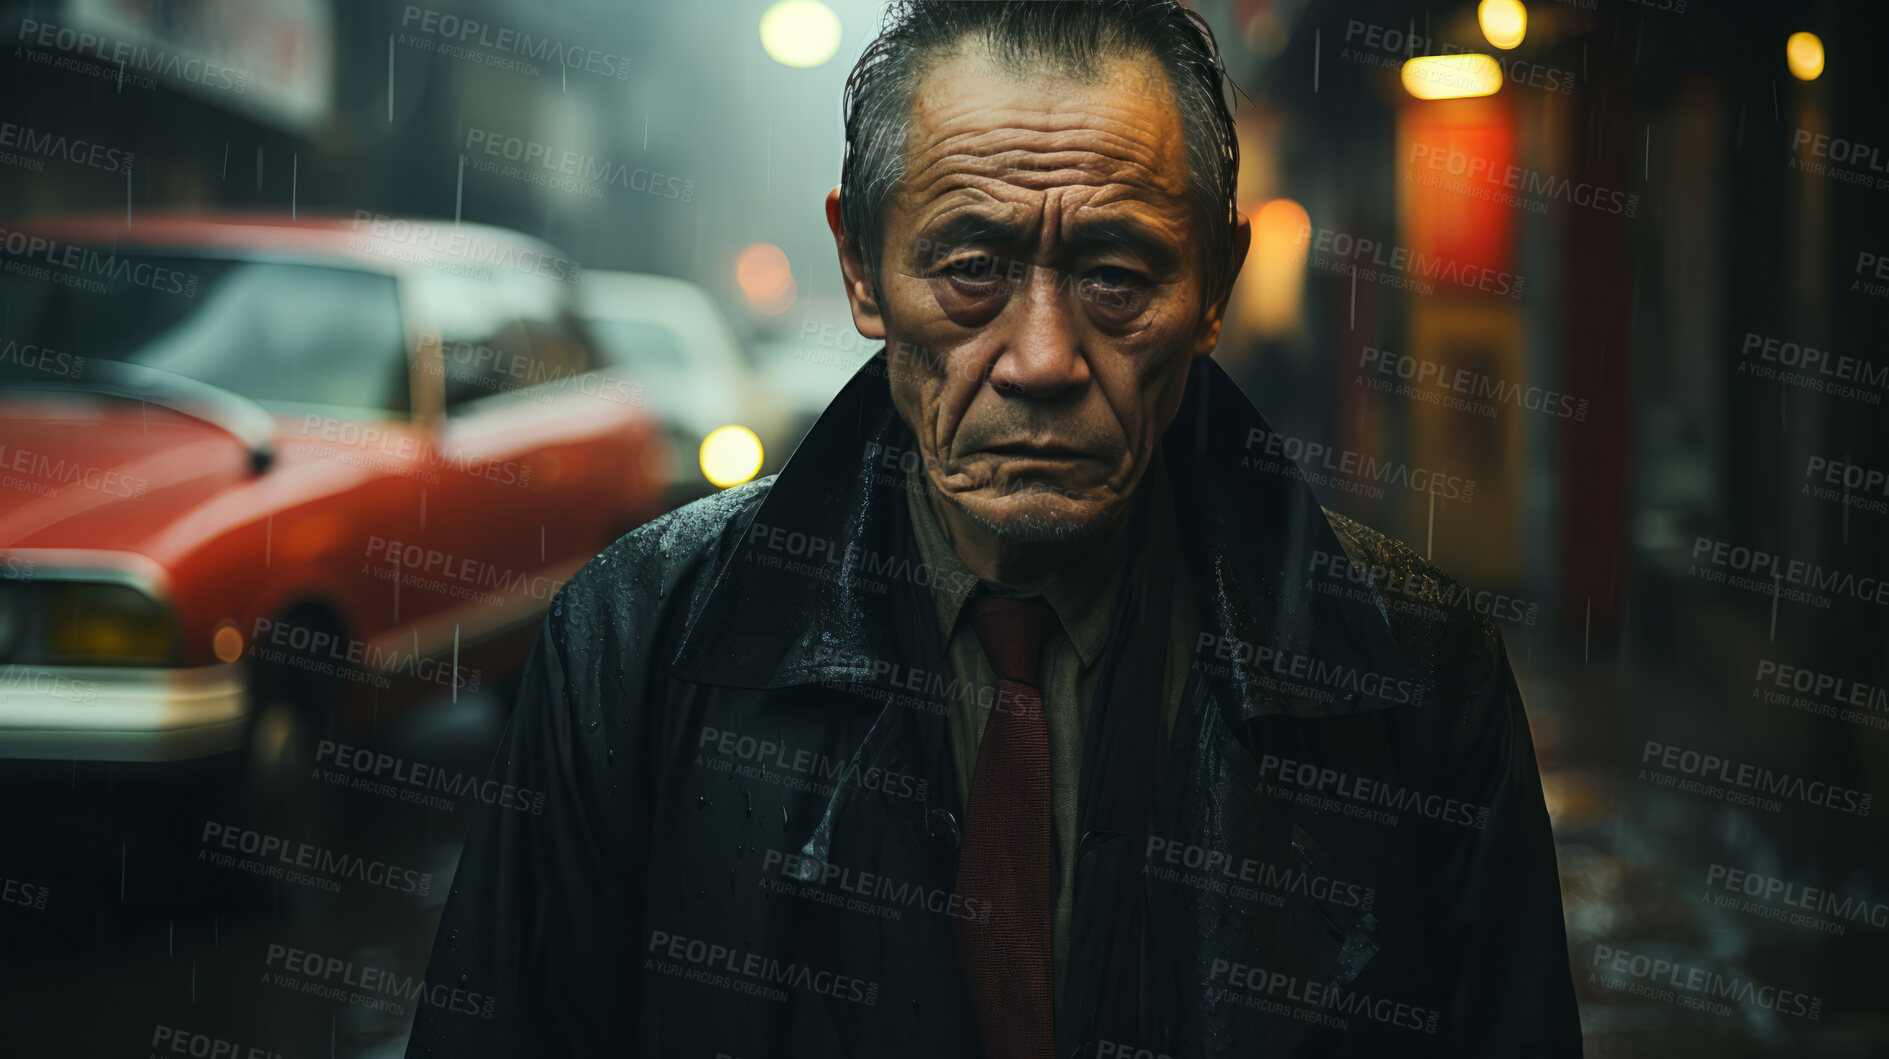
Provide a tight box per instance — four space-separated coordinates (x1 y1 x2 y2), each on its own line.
901 455 1200 999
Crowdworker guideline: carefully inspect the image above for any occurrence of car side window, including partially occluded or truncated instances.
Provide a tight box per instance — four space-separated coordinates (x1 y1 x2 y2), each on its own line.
520 313 594 385
413 270 586 410
441 315 537 407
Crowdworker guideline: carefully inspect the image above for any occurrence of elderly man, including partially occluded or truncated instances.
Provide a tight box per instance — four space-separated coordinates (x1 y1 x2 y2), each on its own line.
408 2 1581 1056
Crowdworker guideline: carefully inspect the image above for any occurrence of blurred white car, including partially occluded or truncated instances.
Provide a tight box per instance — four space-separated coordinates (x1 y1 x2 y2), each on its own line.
578 272 795 507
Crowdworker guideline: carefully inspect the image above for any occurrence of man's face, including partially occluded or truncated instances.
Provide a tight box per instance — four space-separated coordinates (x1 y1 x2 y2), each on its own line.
830 49 1247 542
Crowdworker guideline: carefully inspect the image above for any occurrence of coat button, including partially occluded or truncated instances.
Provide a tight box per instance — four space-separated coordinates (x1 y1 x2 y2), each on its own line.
926 807 960 855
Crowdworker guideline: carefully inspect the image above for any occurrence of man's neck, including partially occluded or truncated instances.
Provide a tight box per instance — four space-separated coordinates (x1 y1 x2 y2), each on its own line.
921 479 1138 597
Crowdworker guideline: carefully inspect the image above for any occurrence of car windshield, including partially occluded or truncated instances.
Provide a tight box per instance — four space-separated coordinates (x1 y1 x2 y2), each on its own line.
0 251 409 416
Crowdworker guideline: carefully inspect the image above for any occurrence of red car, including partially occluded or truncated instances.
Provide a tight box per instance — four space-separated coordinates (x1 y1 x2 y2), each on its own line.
0 213 668 771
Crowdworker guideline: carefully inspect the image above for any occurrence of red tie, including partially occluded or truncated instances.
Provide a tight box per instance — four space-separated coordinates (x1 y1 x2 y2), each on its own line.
955 594 1055 1058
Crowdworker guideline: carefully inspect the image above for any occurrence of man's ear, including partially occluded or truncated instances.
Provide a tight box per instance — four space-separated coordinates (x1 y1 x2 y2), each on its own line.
825 187 886 340
1192 209 1253 357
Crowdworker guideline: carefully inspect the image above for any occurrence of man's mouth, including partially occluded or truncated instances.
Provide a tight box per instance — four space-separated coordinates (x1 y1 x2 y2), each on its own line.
978 442 1095 462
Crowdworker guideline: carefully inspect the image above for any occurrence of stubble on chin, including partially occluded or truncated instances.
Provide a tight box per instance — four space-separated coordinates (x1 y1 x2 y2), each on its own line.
935 479 1110 544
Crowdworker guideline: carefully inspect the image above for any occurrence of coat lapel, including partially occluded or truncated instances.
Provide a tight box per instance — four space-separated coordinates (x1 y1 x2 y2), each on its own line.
789 678 979 1058
1144 680 1393 1057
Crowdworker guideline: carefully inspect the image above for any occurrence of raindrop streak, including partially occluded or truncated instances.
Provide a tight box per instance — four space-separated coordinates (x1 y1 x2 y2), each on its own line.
1425 490 1435 560
1769 571 1782 643
780 805 789 832
697 795 711 810
744 790 754 818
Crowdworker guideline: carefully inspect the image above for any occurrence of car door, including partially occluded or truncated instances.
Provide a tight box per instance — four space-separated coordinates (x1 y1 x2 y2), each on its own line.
403 268 648 661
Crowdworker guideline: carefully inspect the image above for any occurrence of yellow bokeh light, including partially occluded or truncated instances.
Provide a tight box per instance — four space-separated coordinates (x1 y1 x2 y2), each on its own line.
760 0 842 69
700 426 765 488
1786 32 1824 82
1478 0 1527 50
1401 54 1504 100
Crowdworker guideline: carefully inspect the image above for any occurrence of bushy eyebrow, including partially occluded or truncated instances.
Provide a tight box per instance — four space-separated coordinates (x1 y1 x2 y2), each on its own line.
909 211 1179 271
1064 217 1179 271
909 213 1025 266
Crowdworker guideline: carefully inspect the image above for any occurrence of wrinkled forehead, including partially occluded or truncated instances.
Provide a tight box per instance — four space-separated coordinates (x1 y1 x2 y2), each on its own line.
892 47 1194 233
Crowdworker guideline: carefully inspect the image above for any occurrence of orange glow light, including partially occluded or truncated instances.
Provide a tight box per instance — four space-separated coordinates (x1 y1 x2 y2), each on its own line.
735 242 796 314
213 623 244 663
1236 198 1312 337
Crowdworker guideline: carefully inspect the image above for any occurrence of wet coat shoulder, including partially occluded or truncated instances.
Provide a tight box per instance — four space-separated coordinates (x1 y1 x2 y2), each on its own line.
1319 507 1510 730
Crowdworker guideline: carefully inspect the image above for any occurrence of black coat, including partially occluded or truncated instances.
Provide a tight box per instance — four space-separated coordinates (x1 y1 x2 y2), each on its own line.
407 350 1582 1058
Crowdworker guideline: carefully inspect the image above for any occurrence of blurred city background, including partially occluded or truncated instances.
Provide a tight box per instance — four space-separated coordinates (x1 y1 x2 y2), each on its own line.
1 0 1885 1054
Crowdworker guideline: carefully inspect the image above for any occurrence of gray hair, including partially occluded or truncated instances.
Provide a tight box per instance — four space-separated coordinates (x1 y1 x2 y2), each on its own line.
839 0 1242 310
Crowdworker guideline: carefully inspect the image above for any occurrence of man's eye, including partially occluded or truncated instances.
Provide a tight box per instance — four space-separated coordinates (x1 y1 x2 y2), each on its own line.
1079 267 1148 313
943 257 1002 282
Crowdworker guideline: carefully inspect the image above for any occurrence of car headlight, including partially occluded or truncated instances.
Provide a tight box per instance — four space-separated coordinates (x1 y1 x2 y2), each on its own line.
699 425 764 488
46 582 175 665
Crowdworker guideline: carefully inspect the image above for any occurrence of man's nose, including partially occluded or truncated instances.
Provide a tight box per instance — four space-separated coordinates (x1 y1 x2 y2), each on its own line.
983 267 1089 398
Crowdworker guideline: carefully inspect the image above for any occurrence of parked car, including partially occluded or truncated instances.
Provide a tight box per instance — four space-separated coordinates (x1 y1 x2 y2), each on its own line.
0 212 669 776
577 270 794 508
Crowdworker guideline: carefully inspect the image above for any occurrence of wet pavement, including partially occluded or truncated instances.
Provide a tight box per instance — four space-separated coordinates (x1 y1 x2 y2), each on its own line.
0 680 505 1058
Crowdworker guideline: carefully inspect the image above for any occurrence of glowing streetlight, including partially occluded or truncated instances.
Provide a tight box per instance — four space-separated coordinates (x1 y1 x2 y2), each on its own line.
1786 32 1824 82
1402 54 1504 100
760 1 842 69
1478 0 1527 51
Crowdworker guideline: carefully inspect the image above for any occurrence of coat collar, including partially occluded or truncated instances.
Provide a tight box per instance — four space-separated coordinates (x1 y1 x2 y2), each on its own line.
671 348 1425 720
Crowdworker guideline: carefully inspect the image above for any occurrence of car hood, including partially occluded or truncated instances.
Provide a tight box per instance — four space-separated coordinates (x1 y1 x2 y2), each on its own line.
0 395 256 554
